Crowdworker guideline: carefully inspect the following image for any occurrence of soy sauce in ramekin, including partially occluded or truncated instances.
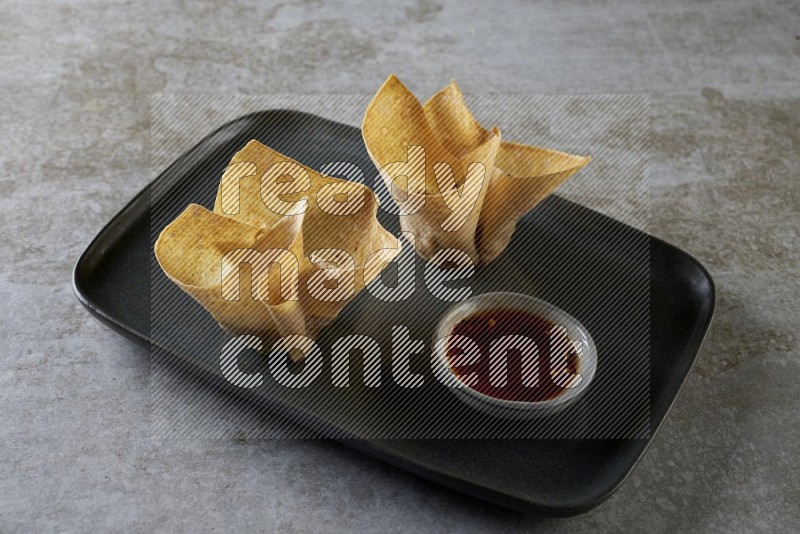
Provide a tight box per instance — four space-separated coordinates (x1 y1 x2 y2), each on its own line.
446 308 580 402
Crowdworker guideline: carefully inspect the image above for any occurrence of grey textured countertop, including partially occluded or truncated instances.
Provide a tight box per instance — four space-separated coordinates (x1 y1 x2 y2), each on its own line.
1 0 798 531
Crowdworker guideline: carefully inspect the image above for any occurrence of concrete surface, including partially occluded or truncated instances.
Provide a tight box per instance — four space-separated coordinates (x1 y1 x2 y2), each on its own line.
1 0 798 531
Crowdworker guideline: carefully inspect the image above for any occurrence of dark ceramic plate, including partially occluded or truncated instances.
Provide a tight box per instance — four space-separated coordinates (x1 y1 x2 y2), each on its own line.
73 110 714 516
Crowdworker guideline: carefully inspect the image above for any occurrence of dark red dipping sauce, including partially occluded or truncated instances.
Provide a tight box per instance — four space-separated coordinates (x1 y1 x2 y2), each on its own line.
446 308 581 402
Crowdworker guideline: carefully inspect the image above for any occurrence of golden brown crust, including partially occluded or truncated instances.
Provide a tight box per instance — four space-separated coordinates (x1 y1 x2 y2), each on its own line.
364 74 591 266
155 141 401 357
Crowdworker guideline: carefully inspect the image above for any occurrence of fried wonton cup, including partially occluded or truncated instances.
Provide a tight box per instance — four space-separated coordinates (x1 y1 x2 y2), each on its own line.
363 75 591 266
362 74 501 264
155 140 401 358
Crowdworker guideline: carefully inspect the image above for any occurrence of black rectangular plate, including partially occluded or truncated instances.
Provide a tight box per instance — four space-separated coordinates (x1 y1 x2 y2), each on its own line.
73 110 714 516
